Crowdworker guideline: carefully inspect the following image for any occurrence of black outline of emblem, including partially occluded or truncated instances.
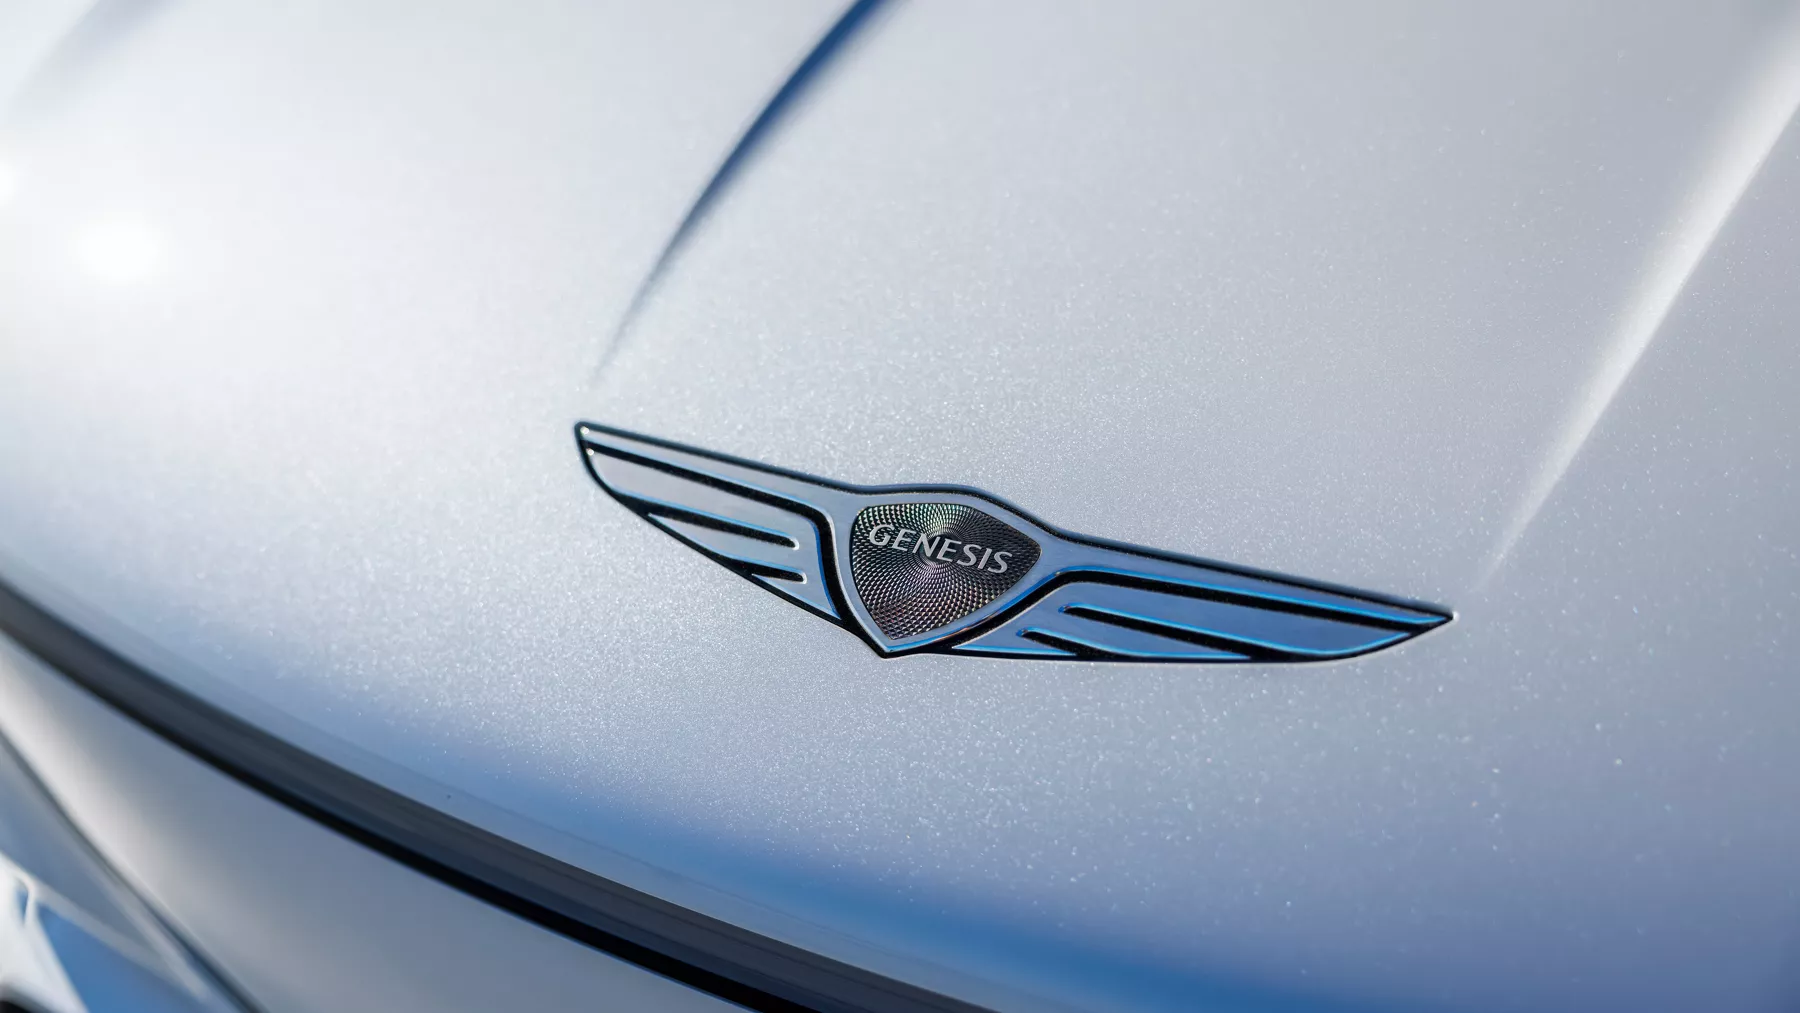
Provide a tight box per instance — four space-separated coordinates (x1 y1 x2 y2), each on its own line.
577 423 1450 662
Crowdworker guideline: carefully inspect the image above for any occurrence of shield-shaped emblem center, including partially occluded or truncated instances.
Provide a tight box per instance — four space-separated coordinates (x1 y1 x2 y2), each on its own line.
848 502 1041 640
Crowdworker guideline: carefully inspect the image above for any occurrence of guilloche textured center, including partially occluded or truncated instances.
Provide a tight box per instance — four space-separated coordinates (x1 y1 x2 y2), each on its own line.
848 502 1039 641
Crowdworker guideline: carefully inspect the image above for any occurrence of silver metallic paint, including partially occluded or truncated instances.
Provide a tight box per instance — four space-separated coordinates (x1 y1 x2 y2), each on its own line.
0 635 740 1013
2 2 1799 1011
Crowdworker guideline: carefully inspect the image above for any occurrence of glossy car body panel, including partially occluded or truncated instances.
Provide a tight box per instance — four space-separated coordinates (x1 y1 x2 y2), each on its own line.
0 708 246 1013
0 636 741 1013
1 2 1798 1011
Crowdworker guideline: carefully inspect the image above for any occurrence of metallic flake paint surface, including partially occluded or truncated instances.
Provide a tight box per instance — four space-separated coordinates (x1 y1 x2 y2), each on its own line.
2 3 1799 1012
0 636 742 1013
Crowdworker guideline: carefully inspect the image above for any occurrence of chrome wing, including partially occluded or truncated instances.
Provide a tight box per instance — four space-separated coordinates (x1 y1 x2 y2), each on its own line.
577 423 1448 661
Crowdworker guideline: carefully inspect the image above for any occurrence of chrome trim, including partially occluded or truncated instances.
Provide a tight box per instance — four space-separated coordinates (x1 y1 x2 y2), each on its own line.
577 422 1451 661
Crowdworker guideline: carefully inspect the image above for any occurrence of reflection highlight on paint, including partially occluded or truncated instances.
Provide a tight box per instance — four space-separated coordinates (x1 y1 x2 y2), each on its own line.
73 218 161 283
1482 7 1800 582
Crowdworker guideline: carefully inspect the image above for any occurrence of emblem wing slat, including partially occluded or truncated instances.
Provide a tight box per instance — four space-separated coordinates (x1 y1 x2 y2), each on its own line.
957 639 1076 659
578 426 840 620
1020 619 1250 661
954 575 1439 662
648 515 838 616
1063 567 1444 630
577 421 1450 661
626 493 798 548
647 516 801 575
578 425 843 513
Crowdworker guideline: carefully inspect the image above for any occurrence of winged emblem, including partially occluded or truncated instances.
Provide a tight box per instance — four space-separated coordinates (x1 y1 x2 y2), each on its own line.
576 423 1449 661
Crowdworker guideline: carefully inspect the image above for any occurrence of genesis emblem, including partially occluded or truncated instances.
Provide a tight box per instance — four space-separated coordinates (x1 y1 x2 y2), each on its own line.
576 424 1450 661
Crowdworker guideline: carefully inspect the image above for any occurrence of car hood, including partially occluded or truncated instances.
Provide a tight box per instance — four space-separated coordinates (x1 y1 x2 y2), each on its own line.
3 2 1800 1012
